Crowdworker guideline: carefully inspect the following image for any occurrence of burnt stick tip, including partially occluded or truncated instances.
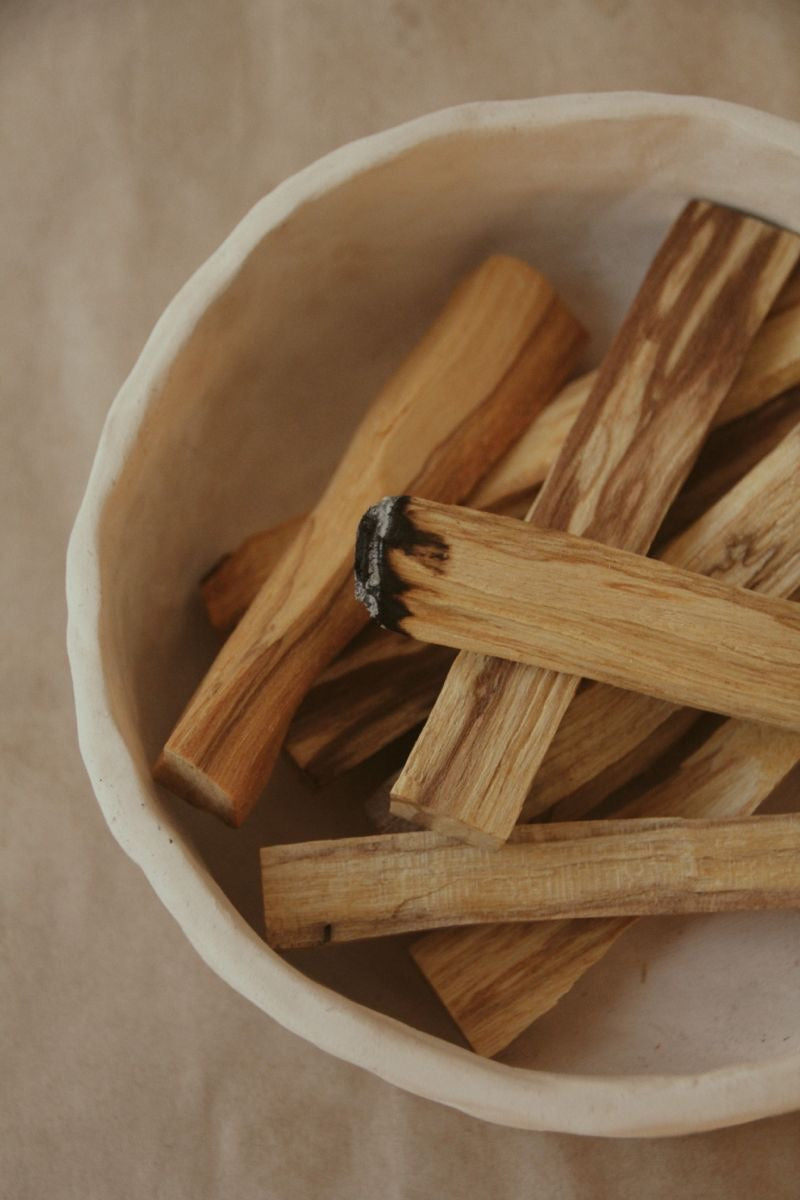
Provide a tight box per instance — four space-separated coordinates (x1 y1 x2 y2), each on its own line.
354 495 413 632
354 495 450 632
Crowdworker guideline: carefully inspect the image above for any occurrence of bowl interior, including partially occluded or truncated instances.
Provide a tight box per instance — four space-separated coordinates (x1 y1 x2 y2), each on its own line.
94 102 800 1081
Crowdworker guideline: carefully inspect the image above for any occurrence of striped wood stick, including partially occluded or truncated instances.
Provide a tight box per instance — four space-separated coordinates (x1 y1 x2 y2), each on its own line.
412 718 800 1056
355 495 800 743
154 256 584 824
261 811 800 950
389 201 800 847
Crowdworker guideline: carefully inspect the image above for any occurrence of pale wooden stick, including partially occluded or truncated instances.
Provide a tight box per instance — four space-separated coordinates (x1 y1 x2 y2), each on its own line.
522 419 800 820
412 719 800 1056
390 201 800 847
154 257 584 824
355 495 800 750
201 299 800 634
261 812 800 949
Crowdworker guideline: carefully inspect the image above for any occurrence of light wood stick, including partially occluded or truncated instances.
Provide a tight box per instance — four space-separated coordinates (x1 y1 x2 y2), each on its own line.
261 812 800 949
390 201 800 847
154 257 584 824
200 297 800 634
522 420 800 821
412 718 800 1056
201 514 305 634
356 494 800 746
292 394 800 784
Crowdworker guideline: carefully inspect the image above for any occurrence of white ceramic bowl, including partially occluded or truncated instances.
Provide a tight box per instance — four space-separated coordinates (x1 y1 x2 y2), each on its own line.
67 93 800 1137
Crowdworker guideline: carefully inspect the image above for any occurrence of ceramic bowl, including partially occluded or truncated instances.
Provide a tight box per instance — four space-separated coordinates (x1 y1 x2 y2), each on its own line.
67 93 800 1136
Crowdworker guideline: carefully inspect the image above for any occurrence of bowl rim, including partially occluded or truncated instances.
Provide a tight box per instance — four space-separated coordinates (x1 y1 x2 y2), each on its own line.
66 91 800 1137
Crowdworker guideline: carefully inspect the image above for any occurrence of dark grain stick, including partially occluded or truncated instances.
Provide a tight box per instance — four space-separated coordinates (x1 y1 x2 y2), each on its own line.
354 496 800 758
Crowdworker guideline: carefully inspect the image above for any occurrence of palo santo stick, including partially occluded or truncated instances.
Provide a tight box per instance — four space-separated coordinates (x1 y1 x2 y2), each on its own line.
286 629 455 785
543 706 707 823
355 494 800 738
413 718 800 1056
522 419 800 821
261 812 800 949
201 297 800 634
155 256 584 825
201 514 305 634
655 388 799 545
390 201 800 847
291 391 800 783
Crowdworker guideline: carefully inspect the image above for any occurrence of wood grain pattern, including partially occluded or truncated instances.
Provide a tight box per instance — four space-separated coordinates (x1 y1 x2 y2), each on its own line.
286 387 799 782
199 298 800 634
355 496 800 772
286 629 455 785
390 201 800 847
261 812 800 949
521 420 800 821
468 371 592 511
542 706 706 824
715 290 800 423
412 718 800 1057
154 256 584 824
655 388 799 545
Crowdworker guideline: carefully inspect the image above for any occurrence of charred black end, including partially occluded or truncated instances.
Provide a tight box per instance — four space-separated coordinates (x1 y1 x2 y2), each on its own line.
354 495 448 632
354 495 414 631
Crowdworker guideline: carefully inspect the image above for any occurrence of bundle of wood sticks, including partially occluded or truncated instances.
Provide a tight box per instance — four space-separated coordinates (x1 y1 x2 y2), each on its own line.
155 199 800 1057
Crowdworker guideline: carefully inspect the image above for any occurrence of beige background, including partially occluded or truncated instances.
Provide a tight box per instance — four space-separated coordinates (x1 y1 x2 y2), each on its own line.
5 2 800 1196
